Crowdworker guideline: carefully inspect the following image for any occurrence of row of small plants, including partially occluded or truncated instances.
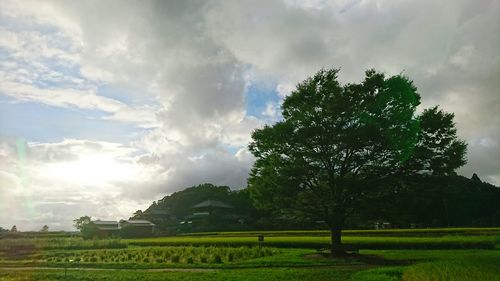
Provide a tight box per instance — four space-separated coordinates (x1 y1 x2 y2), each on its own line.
43 246 280 264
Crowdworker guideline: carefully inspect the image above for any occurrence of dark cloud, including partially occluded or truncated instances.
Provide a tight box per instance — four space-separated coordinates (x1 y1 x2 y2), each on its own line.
0 0 499 230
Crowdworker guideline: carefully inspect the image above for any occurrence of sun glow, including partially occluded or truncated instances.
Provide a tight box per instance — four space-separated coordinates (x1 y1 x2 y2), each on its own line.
43 154 138 187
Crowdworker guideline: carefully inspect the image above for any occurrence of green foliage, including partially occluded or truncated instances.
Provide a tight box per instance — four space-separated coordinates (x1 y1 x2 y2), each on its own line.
403 106 467 176
73 216 91 231
248 68 467 253
248 69 422 228
73 216 99 239
134 183 263 232
364 175 500 227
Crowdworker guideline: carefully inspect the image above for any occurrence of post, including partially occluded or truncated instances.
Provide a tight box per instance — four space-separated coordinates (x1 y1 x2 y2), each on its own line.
258 235 264 248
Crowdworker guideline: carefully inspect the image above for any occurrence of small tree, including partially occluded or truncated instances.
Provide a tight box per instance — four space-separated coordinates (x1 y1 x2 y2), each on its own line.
10 225 17 232
41 225 49 232
248 68 466 255
73 216 96 239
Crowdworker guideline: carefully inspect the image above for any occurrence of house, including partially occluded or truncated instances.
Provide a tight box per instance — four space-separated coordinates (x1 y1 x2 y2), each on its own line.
141 209 177 224
180 199 235 232
120 219 155 237
90 220 120 238
191 199 233 212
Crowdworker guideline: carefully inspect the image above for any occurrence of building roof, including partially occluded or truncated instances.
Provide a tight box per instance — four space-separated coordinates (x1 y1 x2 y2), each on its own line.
122 220 155 226
95 226 121 231
91 220 120 230
191 199 233 209
92 220 119 225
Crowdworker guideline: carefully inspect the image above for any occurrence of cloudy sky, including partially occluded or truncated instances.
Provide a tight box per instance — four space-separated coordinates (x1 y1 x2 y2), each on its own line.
0 0 498 231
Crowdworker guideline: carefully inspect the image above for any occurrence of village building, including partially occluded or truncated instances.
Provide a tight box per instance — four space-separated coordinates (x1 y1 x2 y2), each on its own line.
90 220 120 238
120 219 155 237
180 199 236 231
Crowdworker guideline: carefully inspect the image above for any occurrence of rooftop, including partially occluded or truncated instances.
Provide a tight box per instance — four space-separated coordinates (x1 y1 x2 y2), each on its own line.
92 220 119 225
191 199 233 209
122 220 155 226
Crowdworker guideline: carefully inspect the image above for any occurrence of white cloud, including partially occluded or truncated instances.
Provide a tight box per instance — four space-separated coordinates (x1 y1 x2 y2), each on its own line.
0 0 499 230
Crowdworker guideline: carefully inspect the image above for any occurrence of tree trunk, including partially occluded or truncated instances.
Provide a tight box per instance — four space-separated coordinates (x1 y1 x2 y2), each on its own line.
330 227 345 256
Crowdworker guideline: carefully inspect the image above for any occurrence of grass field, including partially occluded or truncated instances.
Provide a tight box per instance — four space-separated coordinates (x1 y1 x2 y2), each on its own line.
126 234 497 249
0 227 498 280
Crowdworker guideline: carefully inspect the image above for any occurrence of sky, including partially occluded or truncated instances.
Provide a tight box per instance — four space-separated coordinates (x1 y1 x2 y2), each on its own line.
0 0 499 231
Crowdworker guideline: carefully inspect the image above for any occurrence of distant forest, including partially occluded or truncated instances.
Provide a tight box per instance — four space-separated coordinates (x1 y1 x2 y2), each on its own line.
133 174 500 233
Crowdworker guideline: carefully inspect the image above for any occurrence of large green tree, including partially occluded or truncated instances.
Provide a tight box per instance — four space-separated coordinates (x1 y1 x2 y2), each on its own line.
248 68 466 254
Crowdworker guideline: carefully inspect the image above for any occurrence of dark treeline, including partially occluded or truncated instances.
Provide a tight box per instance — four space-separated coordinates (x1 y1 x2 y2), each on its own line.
362 174 500 228
133 174 500 233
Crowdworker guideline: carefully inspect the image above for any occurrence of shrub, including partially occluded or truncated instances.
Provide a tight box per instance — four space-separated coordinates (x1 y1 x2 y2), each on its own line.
227 252 234 262
171 255 180 263
212 254 223 264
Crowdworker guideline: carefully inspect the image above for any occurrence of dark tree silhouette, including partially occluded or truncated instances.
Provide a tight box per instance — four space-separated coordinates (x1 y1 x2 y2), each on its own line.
403 106 467 175
248 68 466 255
471 173 482 183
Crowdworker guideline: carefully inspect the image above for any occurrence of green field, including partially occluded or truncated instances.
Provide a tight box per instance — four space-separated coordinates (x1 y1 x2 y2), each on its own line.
0 227 498 280
126 234 497 249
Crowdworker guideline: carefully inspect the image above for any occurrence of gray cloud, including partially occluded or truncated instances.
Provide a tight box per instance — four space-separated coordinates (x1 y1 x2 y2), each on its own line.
0 0 499 229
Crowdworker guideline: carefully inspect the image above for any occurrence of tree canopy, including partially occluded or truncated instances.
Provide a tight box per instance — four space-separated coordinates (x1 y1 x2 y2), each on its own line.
248 68 467 254
73 215 96 239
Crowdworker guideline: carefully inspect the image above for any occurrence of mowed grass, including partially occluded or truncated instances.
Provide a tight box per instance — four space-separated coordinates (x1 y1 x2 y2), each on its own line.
0 267 356 281
355 249 500 281
402 256 500 281
182 227 500 237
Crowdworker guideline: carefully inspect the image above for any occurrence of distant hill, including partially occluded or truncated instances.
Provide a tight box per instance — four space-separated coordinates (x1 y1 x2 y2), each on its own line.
133 176 500 233
131 183 269 233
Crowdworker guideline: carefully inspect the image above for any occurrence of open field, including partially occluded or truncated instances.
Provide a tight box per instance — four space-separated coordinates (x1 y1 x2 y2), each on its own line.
180 227 500 237
0 227 498 280
126 234 498 249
